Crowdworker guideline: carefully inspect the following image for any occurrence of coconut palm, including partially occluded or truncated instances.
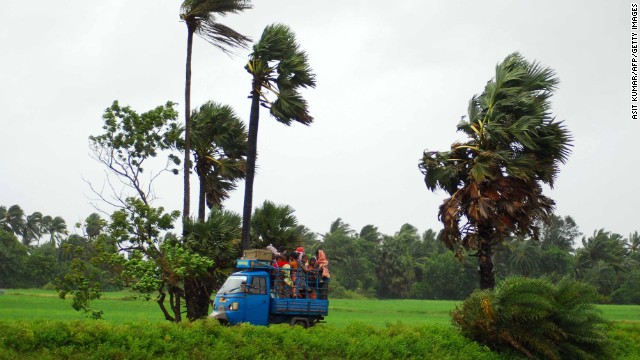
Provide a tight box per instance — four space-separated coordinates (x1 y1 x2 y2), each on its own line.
419 53 572 289
0 205 25 236
22 212 44 246
626 230 640 255
179 0 252 220
241 24 316 250
84 213 107 240
42 215 68 246
575 229 628 273
190 101 247 221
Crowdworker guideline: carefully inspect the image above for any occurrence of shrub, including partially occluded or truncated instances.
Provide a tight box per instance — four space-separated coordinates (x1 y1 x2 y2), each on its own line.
452 277 609 360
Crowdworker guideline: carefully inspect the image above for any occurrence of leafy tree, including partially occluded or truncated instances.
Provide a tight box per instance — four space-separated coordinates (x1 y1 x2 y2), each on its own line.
375 225 421 298
88 100 182 206
241 24 316 250
415 252 476 300
21 211 43 246
536 246 574 280
612 267 640 304
190 101 247 221
179 0 252 220
23 243 58 287
84 102 186 321
108 200 182 320
540 214 581 251
419 53 572 289
0 205 25 236
57 244 105 320
0 230 28 288
321 220 374 292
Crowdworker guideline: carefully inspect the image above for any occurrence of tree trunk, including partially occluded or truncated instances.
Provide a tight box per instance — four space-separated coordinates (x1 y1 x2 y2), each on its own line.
157 287 176 322
169 285 182 323
183 25 194 226
185 276 214 321
241 77 261 250
197 167 206 222
478 227 495 290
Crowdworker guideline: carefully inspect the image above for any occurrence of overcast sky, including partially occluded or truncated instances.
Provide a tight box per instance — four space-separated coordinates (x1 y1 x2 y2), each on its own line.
1 1 638 241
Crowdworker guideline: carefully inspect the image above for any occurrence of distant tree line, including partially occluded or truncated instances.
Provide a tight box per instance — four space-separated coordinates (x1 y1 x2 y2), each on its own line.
2 203 639 304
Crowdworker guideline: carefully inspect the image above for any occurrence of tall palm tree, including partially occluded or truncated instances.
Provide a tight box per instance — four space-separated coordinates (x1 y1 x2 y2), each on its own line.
0 205 25 236
190 101 247 221
241 24 316 250
419 53 572 289
41 215 68 246
22 211 43 246
179 0 252 221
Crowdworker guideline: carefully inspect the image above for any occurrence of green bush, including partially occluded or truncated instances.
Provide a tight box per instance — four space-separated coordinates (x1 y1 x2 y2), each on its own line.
452 277 609 360
0 319 516 359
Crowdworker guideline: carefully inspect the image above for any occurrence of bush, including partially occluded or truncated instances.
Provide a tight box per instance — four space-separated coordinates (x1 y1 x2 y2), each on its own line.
0 320 515 359
451 277 609 360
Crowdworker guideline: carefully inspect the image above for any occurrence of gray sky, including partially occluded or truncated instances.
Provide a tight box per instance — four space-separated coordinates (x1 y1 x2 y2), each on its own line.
1 1 638 241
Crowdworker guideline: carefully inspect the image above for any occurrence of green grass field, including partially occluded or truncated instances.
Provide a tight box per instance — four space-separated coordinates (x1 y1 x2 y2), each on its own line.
1 290 639 359
1 289 638 326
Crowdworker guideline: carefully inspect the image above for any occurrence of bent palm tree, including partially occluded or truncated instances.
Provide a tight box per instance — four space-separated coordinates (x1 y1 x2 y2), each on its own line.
419 53 572 289
42 215 68 246
190 101 247 221
241 24 316 250
22 212 43 246
179 0 252 220
0 205 25 236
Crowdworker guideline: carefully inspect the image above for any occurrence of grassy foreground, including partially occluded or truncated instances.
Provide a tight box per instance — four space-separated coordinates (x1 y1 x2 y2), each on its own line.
0 290 639 359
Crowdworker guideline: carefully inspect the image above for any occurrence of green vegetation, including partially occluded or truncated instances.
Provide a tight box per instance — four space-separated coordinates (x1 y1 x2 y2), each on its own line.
419 53 573 290
452 277 609 359
0 291 639 359
0 320 518 360
1 290 638 326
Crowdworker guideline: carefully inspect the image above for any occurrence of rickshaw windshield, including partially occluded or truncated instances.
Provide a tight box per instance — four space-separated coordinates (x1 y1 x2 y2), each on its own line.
217 275 247 295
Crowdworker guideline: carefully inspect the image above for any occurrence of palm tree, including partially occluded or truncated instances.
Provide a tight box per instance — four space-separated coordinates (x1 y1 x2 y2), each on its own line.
241 24 316 250
190 101 247 221
575 229 628 273
183 207 242 320
626 230 640 255
22 212 43 246
506 237 541 276
419 53 572 289
0 205 25 236
84 213 107 240
42 215 68 246
250 200 303 250
179 0 252 221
